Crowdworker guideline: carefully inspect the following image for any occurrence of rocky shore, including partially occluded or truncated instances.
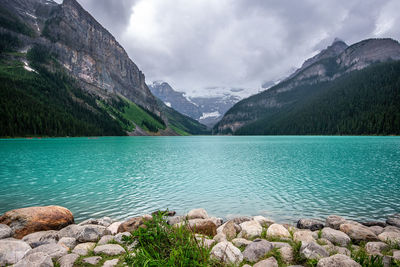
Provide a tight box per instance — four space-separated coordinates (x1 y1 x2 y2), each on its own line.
0 206 400 266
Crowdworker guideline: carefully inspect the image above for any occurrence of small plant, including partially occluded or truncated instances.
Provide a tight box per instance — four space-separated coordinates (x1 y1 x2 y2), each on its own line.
351 246 384 267
123 211 212 266
306 258 319 267
317 230 322 239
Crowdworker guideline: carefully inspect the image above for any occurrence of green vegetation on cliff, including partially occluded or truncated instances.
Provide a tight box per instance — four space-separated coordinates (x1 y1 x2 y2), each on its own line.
219 61 400 135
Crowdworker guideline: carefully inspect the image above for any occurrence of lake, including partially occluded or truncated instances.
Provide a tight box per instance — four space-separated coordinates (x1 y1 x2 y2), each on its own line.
0 136 399 223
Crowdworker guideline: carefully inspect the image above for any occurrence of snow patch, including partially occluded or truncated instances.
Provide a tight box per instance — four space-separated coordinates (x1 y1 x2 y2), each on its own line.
23 60 37 73
164 101 172 107
183 94 199 107
199 111 221 120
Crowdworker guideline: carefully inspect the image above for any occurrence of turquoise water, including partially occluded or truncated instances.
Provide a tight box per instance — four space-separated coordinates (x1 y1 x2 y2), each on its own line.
0 136 399 223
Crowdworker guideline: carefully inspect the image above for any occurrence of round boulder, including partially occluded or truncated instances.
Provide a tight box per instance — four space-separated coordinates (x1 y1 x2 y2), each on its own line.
0 224 12 239
297 219 324 231
339 223 378 243
253 256 278 267
210 241 243 265
0 206 74 239
94 244 125 256
266 223 291 238
117 216 147 233
14 252 53 267
317 254 361 267
0 239 31 265
293 230 315 243
243 239 274 262
187 208 209 220
321 227 351 247
300 241 329 260
326 215 347 230
22 230 59 248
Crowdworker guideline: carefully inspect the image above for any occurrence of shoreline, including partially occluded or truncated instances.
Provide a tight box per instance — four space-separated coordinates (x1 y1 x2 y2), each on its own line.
0 206 399 266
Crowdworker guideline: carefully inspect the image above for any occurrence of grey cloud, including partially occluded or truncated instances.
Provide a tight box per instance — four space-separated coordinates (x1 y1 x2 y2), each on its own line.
73 0 400 97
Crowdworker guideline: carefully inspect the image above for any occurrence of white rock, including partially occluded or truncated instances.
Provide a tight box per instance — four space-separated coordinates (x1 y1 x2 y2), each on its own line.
253 216 275 227
293 230 315 243
98 235 115 245
25 243 67 260
238 220 262 239
0 224 12 239
213 232 227 243
322 227 351 247
266 223 291 238
106 221 122 235
187 208 209 219
22 230 58 248
378 231 400 244
83 256 102 265
0 239 31 265
72 242 96 256
94 244 125 256
103 258 119 267
210 241 243 264
253 256 279 267
14 252 53 267
232 238 252 247
317 254 361 267
57 253 79 267
57 237 76 250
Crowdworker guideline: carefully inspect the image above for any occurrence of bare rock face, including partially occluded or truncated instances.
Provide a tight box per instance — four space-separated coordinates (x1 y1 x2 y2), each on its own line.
0 206 74 239
43 0 159 114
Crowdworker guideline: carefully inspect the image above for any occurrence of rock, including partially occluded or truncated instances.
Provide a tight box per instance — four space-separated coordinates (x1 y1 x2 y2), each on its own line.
57 253 79 267
232 238 252 247
297 219 324 231
383 226 400 233
326 215 347 230
117 216 146 233
222 220 238 240
365 242 388 255
253 256 279 267
271 242 291 248
243 265 252 267
230 216 252 224
210 217 224 227
293 230 315 243
317 238 333 246
387 214 400 228
369 226 384 236
0 239 31 265
339 223 378 243
22 230 59 248
103 258 119 267
238 220 262 239
72 242 96 256
279 246 294 264
79 217 113 227
14 252 53 267
186 219 217 236
26 243 68 259
198 237 215 248
82 256 102 265
300 241 329 260
210 241 243 264
114 232 131 244
393 250 400 260
321 227 351 247
242 239 274 262
94 244 125 256
0 206 74 239
317 254 361 267
213 232 227 243
361 221 386 227
253 216 275 227
0 224 12 239
378 231 400 244
336 246 351 256
266 223 291 238
106 221 122 235
187 208 208 220
57 237 76 250
167 216 185 225
98 235 114 245
58 224 110 242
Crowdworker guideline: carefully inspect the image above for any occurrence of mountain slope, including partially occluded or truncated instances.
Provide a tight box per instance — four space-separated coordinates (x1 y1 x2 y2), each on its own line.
214 38 400 135
149 81 240 127
0 0 207 136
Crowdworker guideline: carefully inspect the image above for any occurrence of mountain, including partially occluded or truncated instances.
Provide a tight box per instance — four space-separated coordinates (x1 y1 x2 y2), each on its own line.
0 0 207 136
214 38 400 135
149 81 240 127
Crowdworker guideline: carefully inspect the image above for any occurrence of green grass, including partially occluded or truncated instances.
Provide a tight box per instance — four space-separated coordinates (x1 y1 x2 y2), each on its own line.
121 101 166 132
122 212 213 267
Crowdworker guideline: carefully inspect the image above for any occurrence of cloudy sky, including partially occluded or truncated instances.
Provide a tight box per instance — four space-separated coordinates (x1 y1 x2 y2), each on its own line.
63 0 400 97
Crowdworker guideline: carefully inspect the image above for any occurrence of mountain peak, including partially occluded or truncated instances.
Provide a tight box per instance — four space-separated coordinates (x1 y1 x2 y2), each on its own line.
332 37 345 44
